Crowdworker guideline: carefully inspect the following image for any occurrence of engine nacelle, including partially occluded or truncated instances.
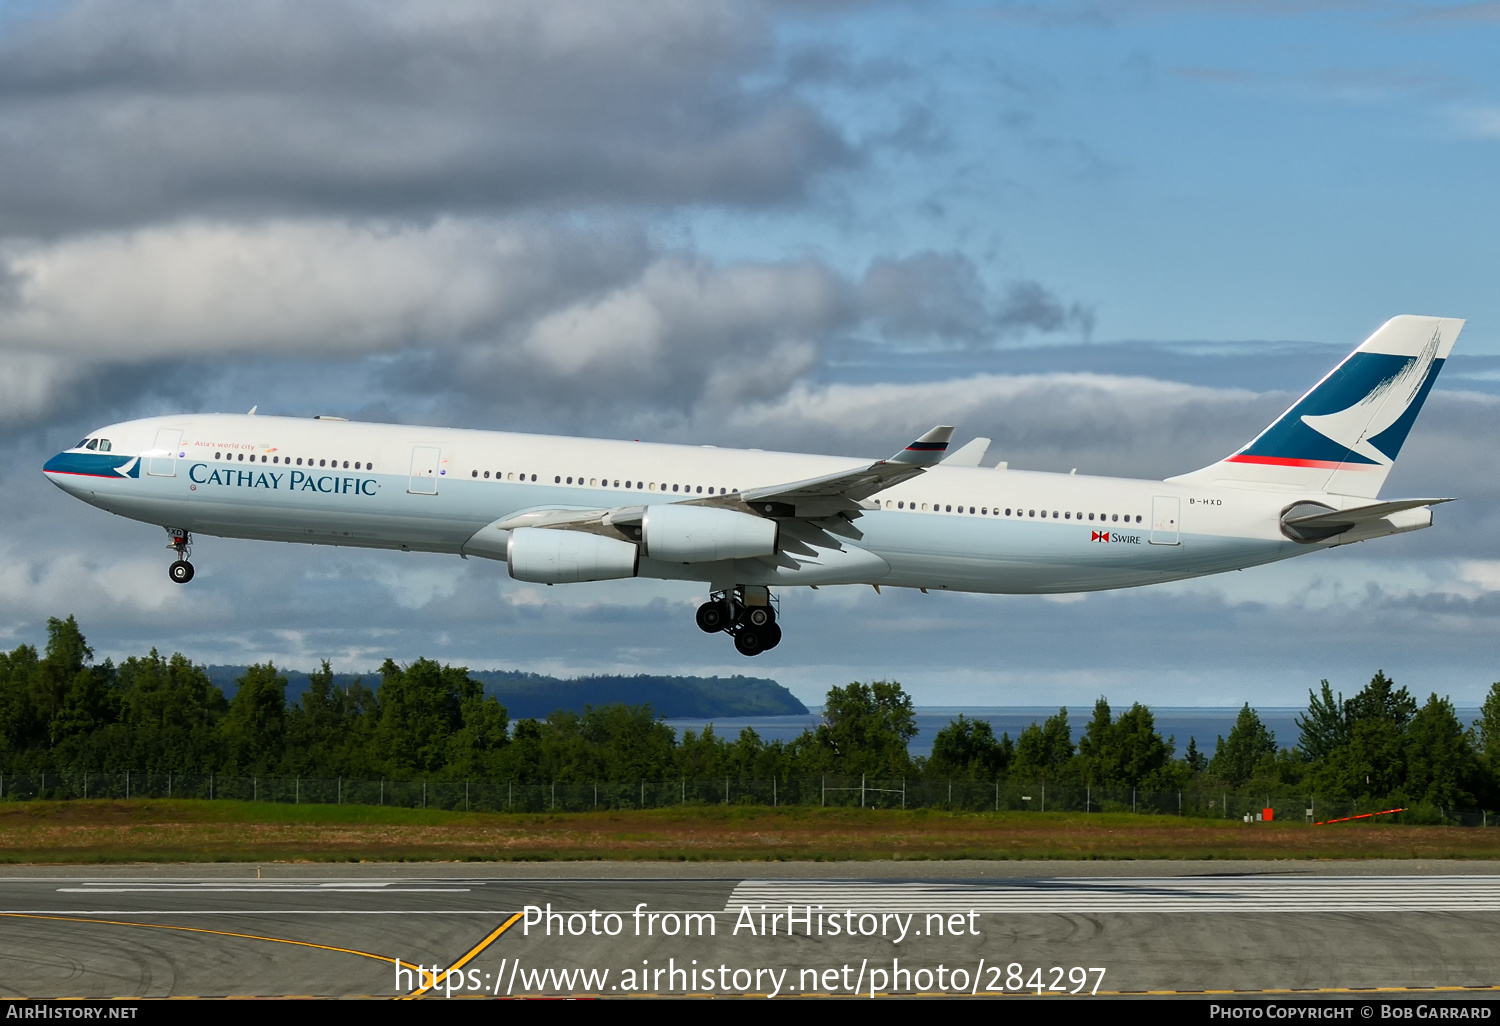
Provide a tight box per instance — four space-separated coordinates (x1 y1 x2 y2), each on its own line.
641 504 778 562
507 527 639 584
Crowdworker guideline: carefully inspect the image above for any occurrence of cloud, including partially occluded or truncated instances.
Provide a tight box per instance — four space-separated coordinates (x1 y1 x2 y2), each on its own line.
0 219 1096 429
0 0 854 234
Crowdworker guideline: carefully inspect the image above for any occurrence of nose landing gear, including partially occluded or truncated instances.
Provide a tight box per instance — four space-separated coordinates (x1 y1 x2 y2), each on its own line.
165 528 195 584
696 586 781 656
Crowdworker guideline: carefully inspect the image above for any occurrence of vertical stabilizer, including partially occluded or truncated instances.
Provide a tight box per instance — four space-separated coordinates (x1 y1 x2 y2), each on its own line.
1168 315 1462 498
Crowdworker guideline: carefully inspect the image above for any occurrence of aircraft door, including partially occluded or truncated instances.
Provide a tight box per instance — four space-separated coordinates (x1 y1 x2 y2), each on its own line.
147 429 183 477
408 446 441 494
1150 495 1180 546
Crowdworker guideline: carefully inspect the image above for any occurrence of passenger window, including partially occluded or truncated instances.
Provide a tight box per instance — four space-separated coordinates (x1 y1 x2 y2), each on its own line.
1136 515 1143 523
214 452 222 460
1064 512 1070 519
898 501 905 509
1112 514 1118 522
921 503 929 511
1028 509 1035 517
555 476 561 483
885 500 893 509
672 484 679 492
981 507 988 515
944 504 952 512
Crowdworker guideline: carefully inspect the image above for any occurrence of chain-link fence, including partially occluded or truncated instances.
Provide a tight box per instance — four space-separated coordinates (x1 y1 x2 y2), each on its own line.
0 771 1493 825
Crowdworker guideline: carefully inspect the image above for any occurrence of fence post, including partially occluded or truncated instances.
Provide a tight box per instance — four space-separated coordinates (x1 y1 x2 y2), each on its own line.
639 780 643 808
902 777 906 810
1086 785 1090 813
599 783 603 809
125 770 129 800
1178 791 1181 816
464 780 468 811
679 779 682 806
211 772 214 800
822 776 825 807
995 780 999 812
1222 792 1226 818
1041 782 1045 813
380 779 384 806
508 781 512 810
1132 788 1136 814
339 777 343 805
296 778 299 804
948 780 952 808
168 773 171 799
84 773 87 800
861 773 866 809
773 777 777 807
424 780 427 809
725 777 729 805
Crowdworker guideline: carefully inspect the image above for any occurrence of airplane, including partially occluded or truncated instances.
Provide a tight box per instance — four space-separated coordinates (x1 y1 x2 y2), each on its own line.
43 314 1461 657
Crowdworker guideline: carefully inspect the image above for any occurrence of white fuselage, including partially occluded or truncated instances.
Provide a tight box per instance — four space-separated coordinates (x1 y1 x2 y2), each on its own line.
46 413 1375 595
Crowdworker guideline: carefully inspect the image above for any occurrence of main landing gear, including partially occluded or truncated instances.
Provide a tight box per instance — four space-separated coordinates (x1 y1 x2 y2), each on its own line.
165 528 195 584
697 585 781 656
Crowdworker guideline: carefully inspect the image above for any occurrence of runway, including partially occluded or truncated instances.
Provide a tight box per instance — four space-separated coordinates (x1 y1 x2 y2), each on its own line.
1 862 1497 998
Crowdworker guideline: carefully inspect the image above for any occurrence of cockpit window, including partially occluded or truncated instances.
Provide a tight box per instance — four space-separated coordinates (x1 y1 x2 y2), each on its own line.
97 440 111 452
84 439 98 450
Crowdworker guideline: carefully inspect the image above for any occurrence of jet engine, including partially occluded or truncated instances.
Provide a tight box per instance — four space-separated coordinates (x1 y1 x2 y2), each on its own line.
641 504 778 562
507 527 638 584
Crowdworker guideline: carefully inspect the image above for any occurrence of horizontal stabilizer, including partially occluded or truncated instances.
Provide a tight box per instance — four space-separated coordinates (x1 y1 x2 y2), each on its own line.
1281 497 1452 542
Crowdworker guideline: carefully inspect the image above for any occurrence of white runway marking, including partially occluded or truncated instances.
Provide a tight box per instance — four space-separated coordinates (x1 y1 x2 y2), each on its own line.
57 882 468 888
726 876 1500 914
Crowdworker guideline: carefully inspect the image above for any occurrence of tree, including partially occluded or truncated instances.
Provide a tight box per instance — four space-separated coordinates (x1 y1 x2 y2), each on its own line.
1077 698 1175 788
1209 704 1277 787
374 658 484 775
809 681 917 776
1404 694 1480 806
929 715 1011 780
1184 737 1207 775
220 664 288 775
1296 680 1349 763
1011 708 1075 783
115 650 226 773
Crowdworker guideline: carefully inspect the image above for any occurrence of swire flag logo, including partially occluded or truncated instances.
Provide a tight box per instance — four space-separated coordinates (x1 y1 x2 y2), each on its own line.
1091 531 1110 543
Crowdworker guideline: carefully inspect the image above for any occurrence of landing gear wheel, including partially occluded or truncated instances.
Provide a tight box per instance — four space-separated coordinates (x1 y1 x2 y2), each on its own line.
168 560 195 584
746 605 775 628
760 622 782 650
696 600 732 633
733 629 765 657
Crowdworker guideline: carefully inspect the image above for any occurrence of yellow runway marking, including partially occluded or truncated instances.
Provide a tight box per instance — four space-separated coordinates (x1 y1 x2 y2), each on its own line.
0 912 400 970
401 912 524 1000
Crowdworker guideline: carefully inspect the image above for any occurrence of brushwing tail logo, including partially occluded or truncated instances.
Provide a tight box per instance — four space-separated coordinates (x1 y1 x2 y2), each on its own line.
1298 324 1441 467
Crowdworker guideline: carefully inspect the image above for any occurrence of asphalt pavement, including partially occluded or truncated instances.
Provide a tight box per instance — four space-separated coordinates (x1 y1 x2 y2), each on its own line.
1 861 1497 999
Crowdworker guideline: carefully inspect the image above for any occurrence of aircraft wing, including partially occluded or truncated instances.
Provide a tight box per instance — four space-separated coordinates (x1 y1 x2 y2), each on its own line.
466 426 955 563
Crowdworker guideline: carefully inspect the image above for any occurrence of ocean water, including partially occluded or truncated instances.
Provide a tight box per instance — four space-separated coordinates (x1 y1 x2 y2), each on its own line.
662 706 1485 759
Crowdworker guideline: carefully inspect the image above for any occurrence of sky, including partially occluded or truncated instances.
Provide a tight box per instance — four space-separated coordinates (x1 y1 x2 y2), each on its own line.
3 0 1500 709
